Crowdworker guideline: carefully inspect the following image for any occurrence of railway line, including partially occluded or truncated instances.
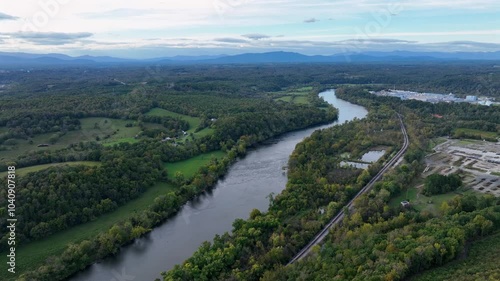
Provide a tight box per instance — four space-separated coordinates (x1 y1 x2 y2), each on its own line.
288 113 409 265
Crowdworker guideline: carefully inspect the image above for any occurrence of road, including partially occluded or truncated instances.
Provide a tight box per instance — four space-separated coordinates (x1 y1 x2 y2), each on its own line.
287 113 409 265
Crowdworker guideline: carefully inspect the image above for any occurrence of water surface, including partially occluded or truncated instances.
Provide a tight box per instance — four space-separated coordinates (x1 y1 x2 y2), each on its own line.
70 89 368 281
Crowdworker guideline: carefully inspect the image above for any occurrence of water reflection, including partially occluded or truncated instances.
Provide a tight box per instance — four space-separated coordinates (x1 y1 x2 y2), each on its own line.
69 90 368 281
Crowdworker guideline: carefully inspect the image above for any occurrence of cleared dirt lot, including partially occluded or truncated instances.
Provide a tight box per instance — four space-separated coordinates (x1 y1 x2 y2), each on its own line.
425 139 500 196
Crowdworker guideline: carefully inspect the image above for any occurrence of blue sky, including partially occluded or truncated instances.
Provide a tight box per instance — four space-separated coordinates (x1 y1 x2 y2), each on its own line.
0 0 499 58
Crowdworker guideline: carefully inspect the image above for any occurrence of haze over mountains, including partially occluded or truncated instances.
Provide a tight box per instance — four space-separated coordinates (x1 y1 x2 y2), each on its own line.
1 50 500 66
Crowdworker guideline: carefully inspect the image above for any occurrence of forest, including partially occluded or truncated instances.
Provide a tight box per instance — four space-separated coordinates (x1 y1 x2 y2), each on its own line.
0 64 338 280
163 94 409 280
164 85 500 281
1 63 499 280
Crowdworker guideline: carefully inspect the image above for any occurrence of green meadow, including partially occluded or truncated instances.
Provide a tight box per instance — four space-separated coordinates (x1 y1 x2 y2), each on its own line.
164 150 226 178
271 86 312 105
454 128 499 140
0 161 100 178
145 108 215 139
389 186 473 216
0 182 176 281
0 150 227 280
0 118 163 162
146 108 201 133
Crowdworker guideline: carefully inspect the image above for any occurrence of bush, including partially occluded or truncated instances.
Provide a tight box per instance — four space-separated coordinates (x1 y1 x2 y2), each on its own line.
423 173 462 196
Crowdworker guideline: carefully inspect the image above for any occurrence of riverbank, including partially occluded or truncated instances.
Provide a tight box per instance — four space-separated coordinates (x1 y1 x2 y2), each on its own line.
66 90 363 281
161 90 411 280
7 91 339 281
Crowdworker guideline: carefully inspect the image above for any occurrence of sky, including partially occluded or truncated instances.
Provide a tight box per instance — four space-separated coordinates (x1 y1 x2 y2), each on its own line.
0 0 499 58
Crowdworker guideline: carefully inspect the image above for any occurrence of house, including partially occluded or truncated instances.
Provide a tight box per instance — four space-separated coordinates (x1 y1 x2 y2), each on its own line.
401 201 411 208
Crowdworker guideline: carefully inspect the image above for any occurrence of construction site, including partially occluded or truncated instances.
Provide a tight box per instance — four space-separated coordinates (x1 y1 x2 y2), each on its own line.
425 139 500 196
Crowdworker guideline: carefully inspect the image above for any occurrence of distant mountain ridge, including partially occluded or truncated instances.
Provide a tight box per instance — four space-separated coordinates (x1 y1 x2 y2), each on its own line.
1 50 500 66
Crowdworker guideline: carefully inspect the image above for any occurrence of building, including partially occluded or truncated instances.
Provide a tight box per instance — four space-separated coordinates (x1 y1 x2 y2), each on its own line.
401 201 411 208
466 95 478 101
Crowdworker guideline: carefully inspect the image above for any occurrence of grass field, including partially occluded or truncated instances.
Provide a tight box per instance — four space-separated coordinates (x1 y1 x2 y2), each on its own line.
275 96 293 102
429 137 448 149
145 108 215 140
103 137 139 147
411 231 500 281
458 139 478 145
389 187 473 215
164 150 226 178
454 128 499 139
193 127 215 138
271 87 312 105
0 118 163 162
0 161 100 178
274 94 309 104
0 182 176 281
146 108 201 133
0 150 227 280
293 96 309 104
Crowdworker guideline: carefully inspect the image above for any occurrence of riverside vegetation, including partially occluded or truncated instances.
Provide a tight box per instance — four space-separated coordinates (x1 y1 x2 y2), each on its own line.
1 64 499 280
0 65 337 280
163 85 500 281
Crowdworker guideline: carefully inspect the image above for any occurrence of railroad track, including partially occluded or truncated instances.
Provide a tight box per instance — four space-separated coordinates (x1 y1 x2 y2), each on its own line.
287 113 409 265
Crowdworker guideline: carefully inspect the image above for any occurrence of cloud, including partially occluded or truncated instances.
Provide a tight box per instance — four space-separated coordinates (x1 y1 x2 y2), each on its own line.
0 12 18 20
341 38 417 44
214 37 248 43
421 41 500 51
432 41 500 49
4 32 93 45
242 33 271 40
304 18 319 23
79 8 161 19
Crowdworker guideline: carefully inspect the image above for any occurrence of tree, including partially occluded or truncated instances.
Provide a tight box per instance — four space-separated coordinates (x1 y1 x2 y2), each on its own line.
174 171 186 186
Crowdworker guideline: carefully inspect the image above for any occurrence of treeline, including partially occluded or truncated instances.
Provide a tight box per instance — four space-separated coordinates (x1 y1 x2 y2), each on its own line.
1 70 338 169
214 107 337 144
0 92 153 139
0 141 102 171
0 149 165 247
16 137 247 281
162 102 406 280
423 173 462 196
262 187 500 281
0 115 81 142
335 87 499 140
411 230 500 280
4 64 497 99
5 95 338 280
256 87 500 281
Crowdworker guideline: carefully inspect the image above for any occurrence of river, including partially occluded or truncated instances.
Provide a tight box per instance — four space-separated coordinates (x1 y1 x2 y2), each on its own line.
69 89 368 281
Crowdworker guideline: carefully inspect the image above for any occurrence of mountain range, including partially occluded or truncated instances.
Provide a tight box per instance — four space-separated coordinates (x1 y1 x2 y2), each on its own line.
1 51 500 67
